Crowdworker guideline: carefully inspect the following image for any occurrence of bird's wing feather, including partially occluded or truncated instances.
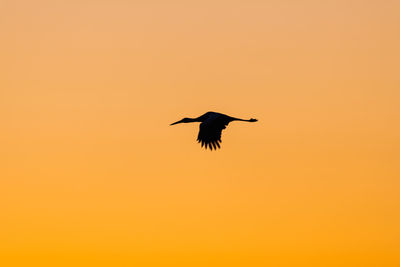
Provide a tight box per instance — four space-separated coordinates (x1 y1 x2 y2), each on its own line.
197 119 229 150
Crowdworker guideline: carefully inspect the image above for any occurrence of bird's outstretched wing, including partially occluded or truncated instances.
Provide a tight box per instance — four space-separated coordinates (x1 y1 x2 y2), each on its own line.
197 120 228 150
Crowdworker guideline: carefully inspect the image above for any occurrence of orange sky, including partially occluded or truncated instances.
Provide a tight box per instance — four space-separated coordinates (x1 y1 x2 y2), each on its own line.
1 1 400 266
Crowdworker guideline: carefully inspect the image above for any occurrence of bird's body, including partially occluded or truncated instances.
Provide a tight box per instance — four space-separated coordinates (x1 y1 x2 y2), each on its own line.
170 111 257 150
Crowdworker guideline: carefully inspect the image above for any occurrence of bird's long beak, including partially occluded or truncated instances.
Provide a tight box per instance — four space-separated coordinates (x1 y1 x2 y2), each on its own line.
170 120 182 126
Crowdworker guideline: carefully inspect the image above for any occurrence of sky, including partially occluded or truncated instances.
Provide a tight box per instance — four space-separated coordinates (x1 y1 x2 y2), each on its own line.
1 1 400 266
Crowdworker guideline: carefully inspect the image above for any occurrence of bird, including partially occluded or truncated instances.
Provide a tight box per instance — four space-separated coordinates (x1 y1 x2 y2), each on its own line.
170 111 258 150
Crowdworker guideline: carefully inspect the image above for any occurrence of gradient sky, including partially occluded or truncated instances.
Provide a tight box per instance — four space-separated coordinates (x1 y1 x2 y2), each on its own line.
1 1 400 266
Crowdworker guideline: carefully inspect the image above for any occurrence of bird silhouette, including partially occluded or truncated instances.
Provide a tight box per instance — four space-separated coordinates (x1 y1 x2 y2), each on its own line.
170 111 258 150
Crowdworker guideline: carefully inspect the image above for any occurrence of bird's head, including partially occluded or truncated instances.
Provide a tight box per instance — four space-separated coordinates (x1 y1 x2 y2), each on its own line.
170 118 192 125
249 118 258 122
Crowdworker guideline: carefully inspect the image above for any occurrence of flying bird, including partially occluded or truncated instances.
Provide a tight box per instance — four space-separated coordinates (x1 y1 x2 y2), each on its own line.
170 111 258 150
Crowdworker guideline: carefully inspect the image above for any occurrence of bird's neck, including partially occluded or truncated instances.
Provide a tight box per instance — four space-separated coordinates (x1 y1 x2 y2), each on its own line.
190 117 201 122
188 117 202 122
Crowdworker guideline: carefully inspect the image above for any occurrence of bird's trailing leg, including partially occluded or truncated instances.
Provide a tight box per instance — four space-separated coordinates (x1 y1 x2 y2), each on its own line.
231 117 258 122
